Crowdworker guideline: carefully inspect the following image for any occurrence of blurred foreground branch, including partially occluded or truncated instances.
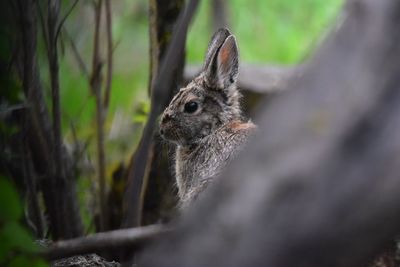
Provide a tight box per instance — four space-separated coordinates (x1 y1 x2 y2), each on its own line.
138 0 400 266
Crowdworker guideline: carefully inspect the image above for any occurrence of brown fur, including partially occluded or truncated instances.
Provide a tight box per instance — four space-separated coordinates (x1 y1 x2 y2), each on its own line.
159 28 255 208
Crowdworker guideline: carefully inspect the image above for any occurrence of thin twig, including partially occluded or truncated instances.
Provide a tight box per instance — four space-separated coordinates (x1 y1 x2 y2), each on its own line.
54 0 78 43
90 0 102 90
90 0 107 232
22 133 45 238
64 29 89 79
47 0 64 185
103 0 113 108
36 0 49 56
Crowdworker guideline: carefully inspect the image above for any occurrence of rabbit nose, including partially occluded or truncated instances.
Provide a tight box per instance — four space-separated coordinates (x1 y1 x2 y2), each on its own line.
162 113 173 124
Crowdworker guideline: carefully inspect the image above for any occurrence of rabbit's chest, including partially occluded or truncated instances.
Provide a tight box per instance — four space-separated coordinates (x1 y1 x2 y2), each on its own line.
175 135 238 197
174 123 254 207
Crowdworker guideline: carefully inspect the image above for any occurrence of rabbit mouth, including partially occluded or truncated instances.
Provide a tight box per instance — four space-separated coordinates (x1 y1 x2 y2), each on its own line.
160 127 183 145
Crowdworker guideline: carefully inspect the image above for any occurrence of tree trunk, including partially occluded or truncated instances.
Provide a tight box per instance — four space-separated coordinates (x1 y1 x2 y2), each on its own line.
141 0 186 225
123 0 186 228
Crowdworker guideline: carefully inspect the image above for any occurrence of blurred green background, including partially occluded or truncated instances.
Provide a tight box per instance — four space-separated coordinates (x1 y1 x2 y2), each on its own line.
46 0 342 229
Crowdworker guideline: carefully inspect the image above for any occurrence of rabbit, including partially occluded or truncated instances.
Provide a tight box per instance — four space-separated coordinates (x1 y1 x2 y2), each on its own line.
159 28 256 209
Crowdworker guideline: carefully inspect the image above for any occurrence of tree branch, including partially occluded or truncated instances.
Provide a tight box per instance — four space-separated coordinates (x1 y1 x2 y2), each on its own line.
22 135 45 238
103 0 113 108
47 0 63 183
43 225 168 261
36 0 49 56
64 29 89 79
54 0 78 43
122 0 200 229
90 0 107 232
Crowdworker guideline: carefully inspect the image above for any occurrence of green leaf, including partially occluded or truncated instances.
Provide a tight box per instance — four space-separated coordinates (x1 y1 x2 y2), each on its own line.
0 230 13 260
132 113 148 123
3 255 48 267
31 258 49 267
8 255 47 267
0 177 22 221
9 256 31 267
1 221 39 253
0 121 19 137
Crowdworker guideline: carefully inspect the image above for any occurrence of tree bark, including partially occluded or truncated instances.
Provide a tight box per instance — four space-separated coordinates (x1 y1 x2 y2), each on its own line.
122 0 196 229
141 0 185 226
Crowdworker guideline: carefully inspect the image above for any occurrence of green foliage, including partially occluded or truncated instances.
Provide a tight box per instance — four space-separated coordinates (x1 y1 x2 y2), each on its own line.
0 179 23 221
187 0 343 63
0 177 48 267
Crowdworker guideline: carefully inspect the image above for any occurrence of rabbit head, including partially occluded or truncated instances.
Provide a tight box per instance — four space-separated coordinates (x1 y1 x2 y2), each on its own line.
160 28 242 146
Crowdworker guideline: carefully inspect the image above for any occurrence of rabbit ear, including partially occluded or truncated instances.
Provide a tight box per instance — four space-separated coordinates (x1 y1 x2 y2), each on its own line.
204 34 239 90
204 28 232 69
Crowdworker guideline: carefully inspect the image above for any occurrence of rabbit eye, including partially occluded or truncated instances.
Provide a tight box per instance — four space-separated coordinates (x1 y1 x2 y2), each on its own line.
184 101 198 113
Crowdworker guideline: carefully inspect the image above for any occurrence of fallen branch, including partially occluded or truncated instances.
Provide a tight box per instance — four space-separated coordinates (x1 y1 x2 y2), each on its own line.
43 224 168 261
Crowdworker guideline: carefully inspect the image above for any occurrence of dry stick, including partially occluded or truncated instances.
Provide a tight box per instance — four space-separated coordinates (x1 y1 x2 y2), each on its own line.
90 0 107 232
22 134 45 238
16 0 55 235
36 0 49 54
43 225 168 261
47 0 78 237
47 0 64 183
54 0 78 43
48 0 83 238
103 0 112 108
122 0 200 228
64 29 89 79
